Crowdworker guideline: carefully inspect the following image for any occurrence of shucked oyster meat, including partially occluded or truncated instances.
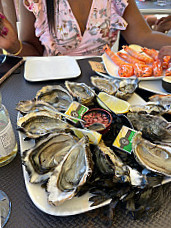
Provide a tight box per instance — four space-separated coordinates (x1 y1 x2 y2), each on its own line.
35 85 73 112
47 136 94 206
132 132 171 176
91 76 117 95
127 112 171 145
22 133 78 183
16 100 58 114
90 76 138 100
65 81 95 106
17 111 72 139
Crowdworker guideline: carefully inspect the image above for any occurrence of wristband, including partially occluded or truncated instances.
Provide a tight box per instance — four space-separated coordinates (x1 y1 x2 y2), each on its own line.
3 40 23 56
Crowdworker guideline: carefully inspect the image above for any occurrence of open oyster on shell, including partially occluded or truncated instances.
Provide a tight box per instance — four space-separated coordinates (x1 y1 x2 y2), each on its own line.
94 140 145 187
22 133 78 183
65 81 95 106
35 85 73 112
91 76 117 95
132 132 171 177
127 112 171 146
90 76 138 100
17 111 73 139
16 100 58 114
47 136 94 206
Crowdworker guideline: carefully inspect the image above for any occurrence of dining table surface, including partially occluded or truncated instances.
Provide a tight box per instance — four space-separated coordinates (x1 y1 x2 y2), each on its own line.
136 0 171 14
0 56 171 228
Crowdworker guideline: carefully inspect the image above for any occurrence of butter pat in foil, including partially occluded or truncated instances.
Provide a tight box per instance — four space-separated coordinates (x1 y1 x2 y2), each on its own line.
65 101 89 123
113 126 137 154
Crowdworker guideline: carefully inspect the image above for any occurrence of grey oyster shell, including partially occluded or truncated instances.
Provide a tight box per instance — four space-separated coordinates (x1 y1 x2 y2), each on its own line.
129 103 169 115
22 133 78 183
90 77 138 100
65 81 95 106
47 136 94 206
16 100 58 114
114 78 138 100
127 112 171 145
17 111 72 139
91 76 117 95
132 132 171 176
35 85 73 112
94 140 144 186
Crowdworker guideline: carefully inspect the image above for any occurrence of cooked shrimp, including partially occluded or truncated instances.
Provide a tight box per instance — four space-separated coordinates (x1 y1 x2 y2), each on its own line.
165 63 171 76
103 45 134 77
123 45 154 64
163 56 171 69
118 65 134 77
134 63 153 77
103 45 130 67
141 47 158 61
152 59 163 76
117 52 145 65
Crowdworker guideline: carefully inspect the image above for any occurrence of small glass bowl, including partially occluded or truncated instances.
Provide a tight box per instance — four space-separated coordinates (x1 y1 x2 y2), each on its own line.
81 108 113 134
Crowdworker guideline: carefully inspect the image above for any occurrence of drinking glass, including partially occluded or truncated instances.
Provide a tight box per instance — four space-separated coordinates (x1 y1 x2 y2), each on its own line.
0 190 11 228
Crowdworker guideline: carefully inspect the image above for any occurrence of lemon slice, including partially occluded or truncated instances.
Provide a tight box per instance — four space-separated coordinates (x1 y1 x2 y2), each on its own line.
129 44 143 53
97 92 130 114
71 128 102 145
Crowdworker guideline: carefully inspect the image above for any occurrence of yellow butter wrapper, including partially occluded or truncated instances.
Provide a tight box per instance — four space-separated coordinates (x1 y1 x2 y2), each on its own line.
113 126 137 154
65 101 89 123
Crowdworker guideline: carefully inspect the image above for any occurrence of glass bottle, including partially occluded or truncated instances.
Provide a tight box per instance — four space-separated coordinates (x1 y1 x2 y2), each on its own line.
0 93 18 167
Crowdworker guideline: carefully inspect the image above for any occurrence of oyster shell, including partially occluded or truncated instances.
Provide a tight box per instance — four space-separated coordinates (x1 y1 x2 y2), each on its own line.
17 111 72 139
22 133 78 183
149 94 171 114
114 78 138 100
65 81 95 106
90 76 117 95
35 85 73 112
127 112 171 145
94 140 144 186
129 103 168 115
132 132 171 176
90 77 138 100
47 136 93 206
16 100 58 114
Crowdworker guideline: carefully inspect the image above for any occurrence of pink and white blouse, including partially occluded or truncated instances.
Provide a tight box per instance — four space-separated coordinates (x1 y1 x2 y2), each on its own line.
23 0 128 56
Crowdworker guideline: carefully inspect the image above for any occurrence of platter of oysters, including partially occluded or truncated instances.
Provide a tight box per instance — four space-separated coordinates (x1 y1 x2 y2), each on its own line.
17 80 171 216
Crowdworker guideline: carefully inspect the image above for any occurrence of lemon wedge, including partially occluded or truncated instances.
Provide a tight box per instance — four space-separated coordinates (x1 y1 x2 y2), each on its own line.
97 92 130 114
129 44 143 53
71 128 102 145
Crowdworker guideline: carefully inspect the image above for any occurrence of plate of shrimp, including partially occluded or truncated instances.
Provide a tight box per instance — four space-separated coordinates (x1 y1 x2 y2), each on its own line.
99 45 171 81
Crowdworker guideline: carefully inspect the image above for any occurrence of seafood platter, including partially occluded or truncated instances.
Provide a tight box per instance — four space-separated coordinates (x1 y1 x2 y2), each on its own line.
16 77 171 218
97 44 171 81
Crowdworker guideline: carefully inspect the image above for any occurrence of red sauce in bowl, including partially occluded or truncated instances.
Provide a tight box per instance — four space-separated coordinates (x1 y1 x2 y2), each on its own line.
81 108 112 134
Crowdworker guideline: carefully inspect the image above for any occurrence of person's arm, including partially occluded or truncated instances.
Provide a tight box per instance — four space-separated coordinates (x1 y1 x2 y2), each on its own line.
18 1 44 56
0 1 43 56
1 0 17 31
121 0 171 50
158 46 171 60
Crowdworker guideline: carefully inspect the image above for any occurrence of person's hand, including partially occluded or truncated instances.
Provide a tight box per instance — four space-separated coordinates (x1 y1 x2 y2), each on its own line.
154 16 171 33
158 46 171 61
0 12 20 54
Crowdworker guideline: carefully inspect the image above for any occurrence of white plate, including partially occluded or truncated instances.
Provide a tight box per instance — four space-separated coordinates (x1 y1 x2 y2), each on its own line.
139 80 170 95
18 93 146 216
24 56 81 81
18 92 171 216
101 53 164 81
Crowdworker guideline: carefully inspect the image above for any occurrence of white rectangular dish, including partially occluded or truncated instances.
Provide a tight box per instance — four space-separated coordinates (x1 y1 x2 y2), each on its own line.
24 56 81 81
139 79 170 95
18 93 147 216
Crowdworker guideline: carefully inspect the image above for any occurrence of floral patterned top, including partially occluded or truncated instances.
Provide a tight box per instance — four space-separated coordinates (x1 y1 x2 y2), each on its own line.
23 0 128 56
